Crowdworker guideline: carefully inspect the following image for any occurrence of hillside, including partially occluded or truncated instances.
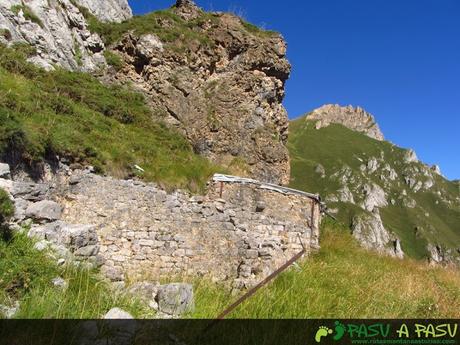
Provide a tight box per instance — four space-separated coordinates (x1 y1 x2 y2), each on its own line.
0 43 218 192
288 108 460 262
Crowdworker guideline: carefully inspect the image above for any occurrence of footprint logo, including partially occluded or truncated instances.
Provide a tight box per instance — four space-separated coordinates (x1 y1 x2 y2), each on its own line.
315 326 333 343
333 321 346 341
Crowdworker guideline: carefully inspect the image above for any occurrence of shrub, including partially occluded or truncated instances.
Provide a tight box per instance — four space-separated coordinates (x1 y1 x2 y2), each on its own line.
103 50 123 71
0 29 12 41
0 189 14 222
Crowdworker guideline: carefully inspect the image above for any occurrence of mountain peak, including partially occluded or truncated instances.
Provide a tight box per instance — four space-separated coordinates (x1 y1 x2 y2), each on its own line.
307 104 384 141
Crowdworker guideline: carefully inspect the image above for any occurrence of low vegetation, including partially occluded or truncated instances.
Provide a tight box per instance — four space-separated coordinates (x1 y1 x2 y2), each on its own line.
76 4 216 49
0 43 220 192
191 221 460 318
74 2 276 53
103 50 123 71
0 189 14 223
0 231 151 319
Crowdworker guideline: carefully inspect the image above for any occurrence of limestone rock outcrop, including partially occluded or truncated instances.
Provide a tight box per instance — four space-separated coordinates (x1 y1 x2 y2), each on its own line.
352 210 404 258
107 7 291 185
75 0 131 22
308 104 384 141
0 0 131 71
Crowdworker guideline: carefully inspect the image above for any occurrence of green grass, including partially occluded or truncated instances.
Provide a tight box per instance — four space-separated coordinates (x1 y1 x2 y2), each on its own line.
78 6 215 49
0 44 221 192
190 221 460 318
0 231 152 318
287 116 460 259
239 19 278 37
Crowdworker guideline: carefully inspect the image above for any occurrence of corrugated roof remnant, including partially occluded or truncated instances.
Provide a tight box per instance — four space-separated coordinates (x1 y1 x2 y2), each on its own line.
212 174 322 203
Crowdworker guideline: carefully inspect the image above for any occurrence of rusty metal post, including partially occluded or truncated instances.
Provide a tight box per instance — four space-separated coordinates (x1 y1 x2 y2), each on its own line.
310 199 316 231
219 181 224 198
212 247 305 323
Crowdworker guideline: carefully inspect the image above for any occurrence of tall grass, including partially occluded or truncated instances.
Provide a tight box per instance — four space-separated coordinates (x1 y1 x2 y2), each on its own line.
0 232 151 318
191 221 460 318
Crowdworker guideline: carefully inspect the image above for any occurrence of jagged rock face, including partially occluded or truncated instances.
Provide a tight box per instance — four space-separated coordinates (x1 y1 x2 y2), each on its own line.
174 0 200 20
108 11 291 185
308 104 384 141
0 0 130 71
352 210 404 258
75 0 131 22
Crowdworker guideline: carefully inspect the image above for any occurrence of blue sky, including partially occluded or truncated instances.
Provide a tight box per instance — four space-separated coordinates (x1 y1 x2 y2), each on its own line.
128 0 460 180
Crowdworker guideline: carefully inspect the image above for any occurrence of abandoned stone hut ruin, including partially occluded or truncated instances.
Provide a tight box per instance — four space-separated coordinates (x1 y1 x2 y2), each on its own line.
57 172 322 289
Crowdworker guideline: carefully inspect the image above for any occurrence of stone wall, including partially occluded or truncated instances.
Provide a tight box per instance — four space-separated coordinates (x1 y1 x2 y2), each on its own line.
54 172 321 289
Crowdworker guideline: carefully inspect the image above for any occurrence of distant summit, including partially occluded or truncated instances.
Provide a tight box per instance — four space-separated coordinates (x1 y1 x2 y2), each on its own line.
307 104 384 141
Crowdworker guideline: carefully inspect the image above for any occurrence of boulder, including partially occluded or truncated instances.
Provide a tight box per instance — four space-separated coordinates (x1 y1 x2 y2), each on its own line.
26 200 62 221
28 221 99 258
51 277 68 289
403 149 418 163
104 307 134 319
352 210 403 258
156 283 194 316
0 301 20 319
12 182 49 201
431 165 443 176
12 198 29 221
361 183 387 212
0 163 10 179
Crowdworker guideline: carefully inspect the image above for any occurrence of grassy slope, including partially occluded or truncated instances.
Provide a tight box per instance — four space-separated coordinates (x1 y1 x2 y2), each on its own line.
191 221 460 318
288 117 460 259
0 44 220 192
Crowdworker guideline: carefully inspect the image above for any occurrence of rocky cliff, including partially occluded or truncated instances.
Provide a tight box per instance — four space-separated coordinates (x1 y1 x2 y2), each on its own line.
307 104 384 141
0 0 291 185
103 1 291 184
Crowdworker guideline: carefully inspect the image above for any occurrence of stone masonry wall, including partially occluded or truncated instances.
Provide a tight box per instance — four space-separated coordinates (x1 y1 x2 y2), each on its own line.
54 171 321 289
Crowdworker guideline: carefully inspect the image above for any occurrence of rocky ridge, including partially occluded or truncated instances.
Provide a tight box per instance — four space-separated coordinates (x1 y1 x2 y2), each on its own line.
308 104 385 141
